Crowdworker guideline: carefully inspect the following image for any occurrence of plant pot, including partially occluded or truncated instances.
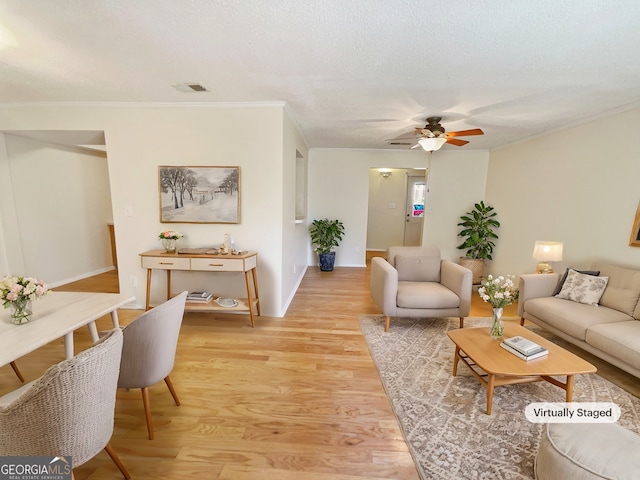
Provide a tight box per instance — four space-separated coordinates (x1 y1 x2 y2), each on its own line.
318 252 336 272
459 257 485 285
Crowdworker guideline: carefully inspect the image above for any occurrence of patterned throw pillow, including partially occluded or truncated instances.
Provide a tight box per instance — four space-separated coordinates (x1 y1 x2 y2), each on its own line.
556 269 609 306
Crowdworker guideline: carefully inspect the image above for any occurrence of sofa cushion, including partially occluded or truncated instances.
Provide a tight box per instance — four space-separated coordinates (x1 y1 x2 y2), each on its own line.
556 269 608 306
395 255 441 282
524 297 632 340
593 262 640 319
586 321 640 371
552 268 600 296
396 281 459 309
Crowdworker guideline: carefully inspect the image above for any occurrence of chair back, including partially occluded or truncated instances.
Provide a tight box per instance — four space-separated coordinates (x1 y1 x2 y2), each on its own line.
387 246 442 282
0 328 124 465
118 291 187 389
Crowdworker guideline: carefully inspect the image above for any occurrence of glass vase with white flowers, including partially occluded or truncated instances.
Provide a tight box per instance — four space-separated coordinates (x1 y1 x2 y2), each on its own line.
158 231 184 253
0 275 49 324
478 274 519 339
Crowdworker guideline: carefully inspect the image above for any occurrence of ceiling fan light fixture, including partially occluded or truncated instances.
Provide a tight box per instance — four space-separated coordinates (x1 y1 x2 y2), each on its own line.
418 137 447 152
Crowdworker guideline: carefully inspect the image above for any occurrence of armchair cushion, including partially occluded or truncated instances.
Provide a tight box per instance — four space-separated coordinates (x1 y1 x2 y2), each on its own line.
397 282 460 309
395 255 441 282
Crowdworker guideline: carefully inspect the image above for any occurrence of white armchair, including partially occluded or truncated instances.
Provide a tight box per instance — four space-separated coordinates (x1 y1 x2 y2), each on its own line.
370 246 473 331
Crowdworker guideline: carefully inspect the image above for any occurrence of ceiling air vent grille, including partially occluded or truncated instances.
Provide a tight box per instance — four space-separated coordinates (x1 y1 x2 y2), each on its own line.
171 83 209 93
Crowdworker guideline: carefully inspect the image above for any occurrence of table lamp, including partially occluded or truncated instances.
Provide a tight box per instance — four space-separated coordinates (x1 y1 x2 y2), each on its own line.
533 241 563 274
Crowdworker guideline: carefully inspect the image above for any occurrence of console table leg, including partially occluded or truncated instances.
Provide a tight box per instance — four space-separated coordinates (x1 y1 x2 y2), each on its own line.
244 270 255 328
166 270 172 301
251 267 261 315
145 269 152 311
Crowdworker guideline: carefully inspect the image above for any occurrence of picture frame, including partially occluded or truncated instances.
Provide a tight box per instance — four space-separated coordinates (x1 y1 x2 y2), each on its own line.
630 201 640 247
159 166 240 224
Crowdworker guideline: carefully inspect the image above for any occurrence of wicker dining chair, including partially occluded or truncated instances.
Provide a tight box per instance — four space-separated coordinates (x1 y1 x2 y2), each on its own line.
0 328 130 479
118 291 187 440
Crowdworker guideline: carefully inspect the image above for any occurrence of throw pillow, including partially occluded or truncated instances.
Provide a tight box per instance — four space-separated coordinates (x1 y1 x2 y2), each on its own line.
552 268 600 296
556 269 609 306
394 255 441 282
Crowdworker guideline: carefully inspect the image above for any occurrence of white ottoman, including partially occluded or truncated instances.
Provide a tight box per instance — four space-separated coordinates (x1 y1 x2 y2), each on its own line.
536 423 640 479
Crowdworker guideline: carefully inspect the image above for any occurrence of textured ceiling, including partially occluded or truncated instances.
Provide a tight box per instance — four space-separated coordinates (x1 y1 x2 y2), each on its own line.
1 1 640 150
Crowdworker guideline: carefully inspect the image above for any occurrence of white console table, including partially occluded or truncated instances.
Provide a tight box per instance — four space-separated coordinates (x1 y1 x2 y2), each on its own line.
139 249 260 327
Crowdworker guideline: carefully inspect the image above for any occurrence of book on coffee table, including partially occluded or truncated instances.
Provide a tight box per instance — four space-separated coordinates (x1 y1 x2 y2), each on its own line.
500 341 549 361
503 335 545 355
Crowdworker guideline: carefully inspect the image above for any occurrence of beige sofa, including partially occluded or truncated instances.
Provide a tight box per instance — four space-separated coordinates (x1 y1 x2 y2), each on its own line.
518 261 640 379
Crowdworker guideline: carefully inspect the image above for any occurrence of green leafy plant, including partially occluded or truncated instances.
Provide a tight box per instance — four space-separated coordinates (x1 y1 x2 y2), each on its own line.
457 201 500 260
309 219 345 254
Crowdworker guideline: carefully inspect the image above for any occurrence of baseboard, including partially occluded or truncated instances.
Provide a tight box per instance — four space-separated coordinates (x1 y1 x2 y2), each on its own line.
47 266 116 289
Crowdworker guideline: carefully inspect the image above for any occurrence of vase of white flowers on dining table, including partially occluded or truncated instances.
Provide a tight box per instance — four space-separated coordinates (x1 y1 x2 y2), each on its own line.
478 274 519 339
0 275 49 324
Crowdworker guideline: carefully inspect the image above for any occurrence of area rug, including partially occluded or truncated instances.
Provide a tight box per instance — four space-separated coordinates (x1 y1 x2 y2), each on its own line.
359 315 640 480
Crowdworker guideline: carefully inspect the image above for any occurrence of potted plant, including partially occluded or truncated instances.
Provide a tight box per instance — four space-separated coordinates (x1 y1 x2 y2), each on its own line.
456 201 500 284
309 218 345 271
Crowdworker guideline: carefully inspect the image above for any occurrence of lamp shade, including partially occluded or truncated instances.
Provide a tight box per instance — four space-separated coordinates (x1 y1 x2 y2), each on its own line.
418 137 447 152
532 241 563 262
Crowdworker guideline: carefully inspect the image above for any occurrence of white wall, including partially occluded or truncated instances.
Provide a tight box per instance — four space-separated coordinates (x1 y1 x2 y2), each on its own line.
0 133 113 284
0 104 308 317
281 110 309 311
308 148 489 265
486 107 640 276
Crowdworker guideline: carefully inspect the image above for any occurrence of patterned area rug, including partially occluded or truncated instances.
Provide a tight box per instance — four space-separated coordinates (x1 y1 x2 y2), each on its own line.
359 315 640 480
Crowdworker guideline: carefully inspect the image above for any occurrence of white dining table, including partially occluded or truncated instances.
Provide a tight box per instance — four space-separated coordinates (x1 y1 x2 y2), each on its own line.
0 291 135 366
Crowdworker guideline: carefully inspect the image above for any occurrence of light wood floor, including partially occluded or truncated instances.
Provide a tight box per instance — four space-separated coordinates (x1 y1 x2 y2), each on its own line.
1 267 637 479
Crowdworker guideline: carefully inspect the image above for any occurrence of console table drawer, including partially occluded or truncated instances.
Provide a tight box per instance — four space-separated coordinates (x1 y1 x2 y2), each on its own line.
141 256 191 270
191 257 244 271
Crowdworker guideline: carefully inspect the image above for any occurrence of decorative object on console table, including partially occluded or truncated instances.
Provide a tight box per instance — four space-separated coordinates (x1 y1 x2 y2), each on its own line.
186 291 213 303
477 274 519 339
158 230 183 253
308 218 345 272
158 166 240 224
0 275 49 324
456 201 500 284
533 240 563 273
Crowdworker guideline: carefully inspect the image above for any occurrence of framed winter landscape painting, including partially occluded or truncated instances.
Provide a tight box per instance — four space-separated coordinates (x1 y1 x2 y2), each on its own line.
159 166 240 224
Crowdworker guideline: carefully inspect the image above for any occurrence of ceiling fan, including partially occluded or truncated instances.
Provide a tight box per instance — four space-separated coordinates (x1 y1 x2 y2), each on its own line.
387 116 484 151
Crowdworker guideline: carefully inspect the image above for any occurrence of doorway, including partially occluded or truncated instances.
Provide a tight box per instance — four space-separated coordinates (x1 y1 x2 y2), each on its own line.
403 174 426 246
366 168 427 257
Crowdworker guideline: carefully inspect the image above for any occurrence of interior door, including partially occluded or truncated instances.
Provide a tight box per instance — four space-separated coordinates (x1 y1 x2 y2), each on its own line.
403 174 426 246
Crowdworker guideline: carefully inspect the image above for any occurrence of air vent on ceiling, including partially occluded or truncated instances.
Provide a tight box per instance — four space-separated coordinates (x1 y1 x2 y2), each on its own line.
171 83 209 93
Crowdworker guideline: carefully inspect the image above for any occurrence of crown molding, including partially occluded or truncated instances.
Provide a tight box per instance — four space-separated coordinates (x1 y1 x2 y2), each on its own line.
0 101 287 109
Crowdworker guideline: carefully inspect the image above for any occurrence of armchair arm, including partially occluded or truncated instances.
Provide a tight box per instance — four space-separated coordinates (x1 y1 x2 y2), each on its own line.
370 257 398 316
441 260 473 317
517 273 561 317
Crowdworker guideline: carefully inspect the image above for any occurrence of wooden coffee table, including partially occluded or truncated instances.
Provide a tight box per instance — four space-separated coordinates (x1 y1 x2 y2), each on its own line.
447 323 597 415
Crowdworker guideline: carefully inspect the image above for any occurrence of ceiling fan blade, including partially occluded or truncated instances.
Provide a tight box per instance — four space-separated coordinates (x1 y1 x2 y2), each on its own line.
446 128 484 137
410 143 421 149
446 138 469 146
